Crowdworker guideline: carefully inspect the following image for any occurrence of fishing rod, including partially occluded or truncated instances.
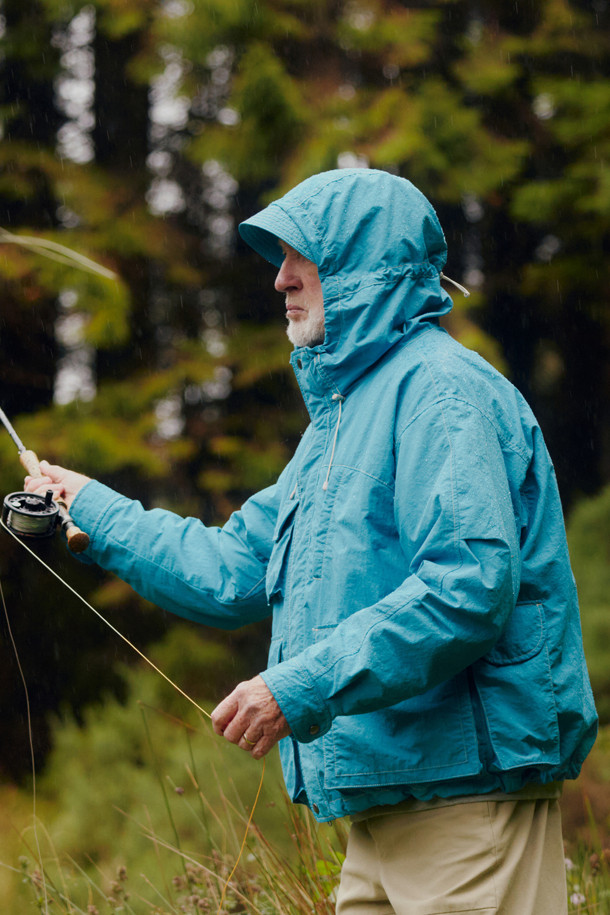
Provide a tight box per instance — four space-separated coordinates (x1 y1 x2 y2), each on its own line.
0 407 89 553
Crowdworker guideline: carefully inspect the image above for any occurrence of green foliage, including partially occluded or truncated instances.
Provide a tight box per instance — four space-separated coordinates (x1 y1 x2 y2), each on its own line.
568 486 610 722
14 387 191 479
511 75 610 228
2 0 610 787
335 2 439 65
40 0 156 39
1 7 610 913
5 0 609 508
454 31 520 96
442 296 510 377
565 849 610 913
39 631 248 855
229 323 293 389
5 715 610 912
94 0 155 40
370 78 529 201
0 625 347 913
190 42 307 183
0 144 62 202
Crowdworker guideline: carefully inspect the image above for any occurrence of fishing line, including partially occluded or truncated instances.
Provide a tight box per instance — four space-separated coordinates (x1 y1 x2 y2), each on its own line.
0 518 265 914
0 517 212 718
0 576 49 913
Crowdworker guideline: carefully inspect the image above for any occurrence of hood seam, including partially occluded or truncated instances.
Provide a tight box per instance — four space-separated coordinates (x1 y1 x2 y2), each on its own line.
322 264 440 302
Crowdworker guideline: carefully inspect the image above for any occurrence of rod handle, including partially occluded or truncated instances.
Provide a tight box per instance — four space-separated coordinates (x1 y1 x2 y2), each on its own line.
19 449 42 478
57 502 90 553
19 449 90 553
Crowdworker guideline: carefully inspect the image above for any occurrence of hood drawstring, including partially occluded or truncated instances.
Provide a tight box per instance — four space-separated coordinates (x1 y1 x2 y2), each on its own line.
440 273 470 298
323 393 344 491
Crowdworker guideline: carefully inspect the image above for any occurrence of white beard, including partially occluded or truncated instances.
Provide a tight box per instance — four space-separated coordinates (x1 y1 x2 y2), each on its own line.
286 311 325 348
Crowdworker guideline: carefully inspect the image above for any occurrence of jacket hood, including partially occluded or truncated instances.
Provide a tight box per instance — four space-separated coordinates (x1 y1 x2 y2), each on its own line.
239 168 454 395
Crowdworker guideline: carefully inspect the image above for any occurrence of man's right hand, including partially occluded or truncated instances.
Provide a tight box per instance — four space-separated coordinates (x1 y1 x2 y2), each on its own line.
23 460 91 511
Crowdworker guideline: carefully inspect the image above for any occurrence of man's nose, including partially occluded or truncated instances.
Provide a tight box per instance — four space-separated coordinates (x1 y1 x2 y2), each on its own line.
275 260 302 293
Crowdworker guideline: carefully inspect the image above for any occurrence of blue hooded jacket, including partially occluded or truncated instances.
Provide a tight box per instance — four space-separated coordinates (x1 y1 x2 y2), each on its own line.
71 168 597 821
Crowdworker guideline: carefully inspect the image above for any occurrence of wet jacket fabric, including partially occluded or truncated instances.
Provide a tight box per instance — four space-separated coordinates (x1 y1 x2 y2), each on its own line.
71 168 597 822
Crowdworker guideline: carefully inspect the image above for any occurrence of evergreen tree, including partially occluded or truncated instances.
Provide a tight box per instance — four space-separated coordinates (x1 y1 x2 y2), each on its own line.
165 0 610 503
1 0 609 774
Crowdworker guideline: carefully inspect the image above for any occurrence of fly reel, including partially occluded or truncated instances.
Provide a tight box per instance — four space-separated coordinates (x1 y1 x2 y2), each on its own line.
2 490 59 539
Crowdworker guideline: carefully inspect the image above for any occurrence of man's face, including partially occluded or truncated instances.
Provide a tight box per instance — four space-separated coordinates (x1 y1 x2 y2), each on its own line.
275 241 325 348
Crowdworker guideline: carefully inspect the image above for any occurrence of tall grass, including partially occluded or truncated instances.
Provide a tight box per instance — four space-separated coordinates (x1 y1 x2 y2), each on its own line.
0 635 347 914
7 774 610 914
565 849 610 914
2 627 610 913
7 765 347 914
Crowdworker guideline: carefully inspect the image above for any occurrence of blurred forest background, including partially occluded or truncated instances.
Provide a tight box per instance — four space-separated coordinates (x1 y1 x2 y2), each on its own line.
1 0 610 910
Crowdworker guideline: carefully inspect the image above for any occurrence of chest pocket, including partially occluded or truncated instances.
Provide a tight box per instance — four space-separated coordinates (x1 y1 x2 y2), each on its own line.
265 497 299 604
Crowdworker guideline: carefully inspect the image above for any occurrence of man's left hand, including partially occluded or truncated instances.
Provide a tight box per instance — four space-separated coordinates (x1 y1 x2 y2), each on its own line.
211 675 290 759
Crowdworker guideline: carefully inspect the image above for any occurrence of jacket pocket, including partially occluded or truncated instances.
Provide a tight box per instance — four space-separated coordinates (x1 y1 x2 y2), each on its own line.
323 672 481 789
473 601 560 771
265 497 299 603
483 600 544 666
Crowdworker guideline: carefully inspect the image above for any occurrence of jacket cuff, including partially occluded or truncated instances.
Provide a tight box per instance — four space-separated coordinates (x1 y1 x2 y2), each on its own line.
70 480 129 551
261 659 332 743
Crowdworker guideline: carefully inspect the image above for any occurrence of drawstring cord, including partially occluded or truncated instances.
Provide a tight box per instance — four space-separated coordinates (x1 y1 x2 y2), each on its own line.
322 393 344 491
440 272 470 298
312 272 467 495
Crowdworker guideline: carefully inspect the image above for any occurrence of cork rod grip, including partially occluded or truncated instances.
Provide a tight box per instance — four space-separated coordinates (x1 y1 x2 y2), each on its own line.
19 449 42 478
19 449 90 553
57 506 90 553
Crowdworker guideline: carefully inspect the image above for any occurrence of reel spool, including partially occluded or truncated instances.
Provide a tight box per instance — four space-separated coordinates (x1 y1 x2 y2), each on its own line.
2 490 59 539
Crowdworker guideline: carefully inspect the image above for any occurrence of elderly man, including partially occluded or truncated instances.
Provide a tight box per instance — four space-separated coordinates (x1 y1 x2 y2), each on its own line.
27 169 597 915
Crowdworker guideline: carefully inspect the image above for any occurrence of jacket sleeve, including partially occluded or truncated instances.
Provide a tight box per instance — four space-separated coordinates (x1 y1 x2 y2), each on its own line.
261 398 523 742
70 479 281 629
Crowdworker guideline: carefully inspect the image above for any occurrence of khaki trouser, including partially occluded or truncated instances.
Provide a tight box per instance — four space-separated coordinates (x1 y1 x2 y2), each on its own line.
335 798 568 915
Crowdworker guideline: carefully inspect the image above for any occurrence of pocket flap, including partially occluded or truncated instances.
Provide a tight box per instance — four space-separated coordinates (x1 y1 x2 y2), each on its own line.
272 496 299 542
483 601 544 666
266 497 299 602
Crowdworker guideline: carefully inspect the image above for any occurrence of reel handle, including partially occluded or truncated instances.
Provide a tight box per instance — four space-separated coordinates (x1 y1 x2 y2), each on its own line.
19 449 90 554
